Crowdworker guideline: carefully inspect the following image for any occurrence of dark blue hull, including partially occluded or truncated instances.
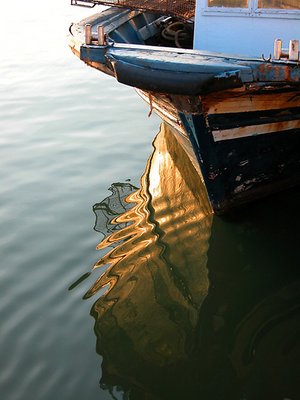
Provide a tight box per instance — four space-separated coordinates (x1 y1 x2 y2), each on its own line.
180 112 300 213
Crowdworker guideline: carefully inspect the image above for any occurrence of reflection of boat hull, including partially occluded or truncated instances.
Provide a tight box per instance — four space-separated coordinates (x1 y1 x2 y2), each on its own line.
86 123 300 399
90 123 213 390
69 7 300 213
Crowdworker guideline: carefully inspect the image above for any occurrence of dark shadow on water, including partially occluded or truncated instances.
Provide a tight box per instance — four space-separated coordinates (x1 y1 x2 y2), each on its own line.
84 123 300 400
93 182 138 236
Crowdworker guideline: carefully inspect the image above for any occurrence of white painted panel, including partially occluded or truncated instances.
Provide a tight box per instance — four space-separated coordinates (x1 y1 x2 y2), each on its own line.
194 0 300 57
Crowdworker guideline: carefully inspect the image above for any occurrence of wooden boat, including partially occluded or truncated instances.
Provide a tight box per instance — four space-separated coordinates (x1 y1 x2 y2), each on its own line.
69 0 300 213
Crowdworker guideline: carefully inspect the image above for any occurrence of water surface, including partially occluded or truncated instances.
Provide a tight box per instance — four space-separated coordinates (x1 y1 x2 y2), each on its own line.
84 124 300 400
1 2 299 400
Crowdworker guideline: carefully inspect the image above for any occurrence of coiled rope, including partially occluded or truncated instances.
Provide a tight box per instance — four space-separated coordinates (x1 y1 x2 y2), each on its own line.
161 21 193 48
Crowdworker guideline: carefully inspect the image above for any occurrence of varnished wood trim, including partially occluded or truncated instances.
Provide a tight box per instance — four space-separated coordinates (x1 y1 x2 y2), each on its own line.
212 120 300 141
203 90 300 114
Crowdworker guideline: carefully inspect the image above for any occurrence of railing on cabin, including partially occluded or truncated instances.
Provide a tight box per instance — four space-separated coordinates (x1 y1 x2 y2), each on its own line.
71 0 196 19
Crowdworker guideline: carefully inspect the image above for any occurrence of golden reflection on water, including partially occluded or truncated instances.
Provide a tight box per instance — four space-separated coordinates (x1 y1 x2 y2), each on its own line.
86 122 212 305
84 123 299 400
88 122 213 397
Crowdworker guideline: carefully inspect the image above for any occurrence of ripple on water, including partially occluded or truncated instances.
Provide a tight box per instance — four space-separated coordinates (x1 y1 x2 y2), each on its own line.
0 4 160 399
3 1 299 399
71 123 300 400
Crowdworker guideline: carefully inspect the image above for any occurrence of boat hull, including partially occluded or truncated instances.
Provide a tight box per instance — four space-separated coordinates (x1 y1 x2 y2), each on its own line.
137 88 300 212
69 7 300 213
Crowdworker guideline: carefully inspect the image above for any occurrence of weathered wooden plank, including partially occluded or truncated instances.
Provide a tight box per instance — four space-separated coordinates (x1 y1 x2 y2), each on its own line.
208 107 300 130
212 120 300 141
202 89 300 114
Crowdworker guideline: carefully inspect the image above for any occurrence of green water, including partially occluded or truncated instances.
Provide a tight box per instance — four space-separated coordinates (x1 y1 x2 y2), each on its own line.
1 2 299 400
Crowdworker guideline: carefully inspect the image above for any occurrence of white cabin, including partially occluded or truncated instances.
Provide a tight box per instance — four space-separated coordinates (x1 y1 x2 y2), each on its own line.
194 0 300 57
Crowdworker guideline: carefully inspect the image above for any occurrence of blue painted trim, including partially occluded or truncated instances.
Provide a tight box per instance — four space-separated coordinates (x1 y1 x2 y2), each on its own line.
80 45 108 63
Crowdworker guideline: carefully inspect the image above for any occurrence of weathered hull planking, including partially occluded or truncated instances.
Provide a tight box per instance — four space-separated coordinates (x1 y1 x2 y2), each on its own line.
137 87 300 212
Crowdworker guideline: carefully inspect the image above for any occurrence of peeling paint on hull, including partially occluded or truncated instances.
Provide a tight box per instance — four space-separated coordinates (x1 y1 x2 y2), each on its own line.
180 114 300 213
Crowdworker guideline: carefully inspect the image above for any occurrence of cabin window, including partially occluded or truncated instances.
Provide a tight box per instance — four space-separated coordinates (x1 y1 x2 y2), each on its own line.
208 0 248 6
258 0 300 9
